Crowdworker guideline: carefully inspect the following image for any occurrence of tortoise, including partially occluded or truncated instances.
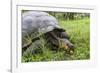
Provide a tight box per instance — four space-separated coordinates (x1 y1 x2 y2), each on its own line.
22 11 74 55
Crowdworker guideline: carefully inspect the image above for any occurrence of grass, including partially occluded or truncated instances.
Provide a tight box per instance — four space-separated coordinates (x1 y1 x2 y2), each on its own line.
59 18 90 60
22 17 90 62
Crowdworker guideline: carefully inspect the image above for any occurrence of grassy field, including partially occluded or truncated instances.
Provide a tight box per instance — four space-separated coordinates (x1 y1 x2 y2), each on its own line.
22 17 90 62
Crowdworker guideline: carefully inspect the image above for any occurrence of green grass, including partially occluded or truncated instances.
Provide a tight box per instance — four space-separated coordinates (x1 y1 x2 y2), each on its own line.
22 17 90 62
59 18 90 60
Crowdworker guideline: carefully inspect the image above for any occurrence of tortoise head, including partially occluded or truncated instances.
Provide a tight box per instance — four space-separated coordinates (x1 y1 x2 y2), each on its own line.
58 38 74 54
58 38 74 50
46 29 74 53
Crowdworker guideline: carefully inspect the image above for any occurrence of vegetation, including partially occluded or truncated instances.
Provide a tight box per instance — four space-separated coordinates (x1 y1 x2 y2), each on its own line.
22 11 90 62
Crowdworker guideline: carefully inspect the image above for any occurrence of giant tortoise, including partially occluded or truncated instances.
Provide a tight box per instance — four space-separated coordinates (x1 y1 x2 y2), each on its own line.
22 11 74 55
